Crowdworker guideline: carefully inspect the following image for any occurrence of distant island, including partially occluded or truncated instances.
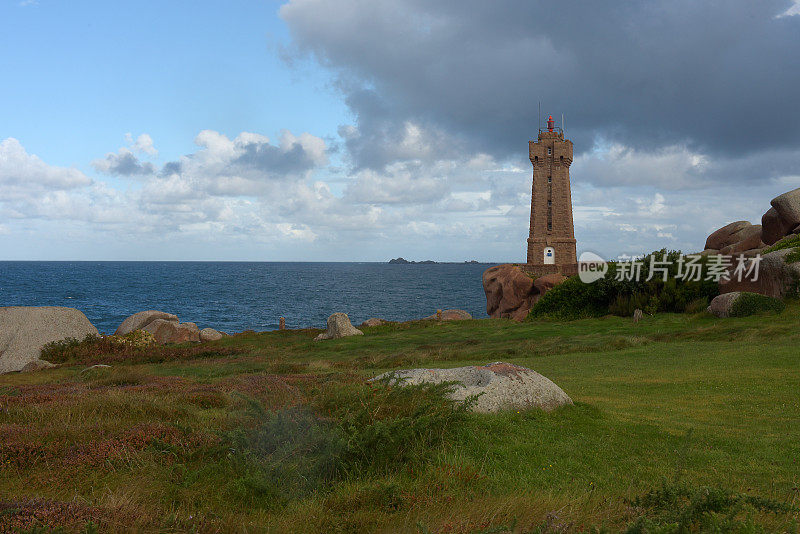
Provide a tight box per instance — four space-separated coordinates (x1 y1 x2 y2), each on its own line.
388 258 480 264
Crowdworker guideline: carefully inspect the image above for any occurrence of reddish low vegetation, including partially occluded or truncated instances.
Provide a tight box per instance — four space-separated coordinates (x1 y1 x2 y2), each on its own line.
40 335 248 366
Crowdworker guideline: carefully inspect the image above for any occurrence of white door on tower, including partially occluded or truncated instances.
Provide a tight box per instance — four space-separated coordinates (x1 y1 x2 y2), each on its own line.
543 247 555 264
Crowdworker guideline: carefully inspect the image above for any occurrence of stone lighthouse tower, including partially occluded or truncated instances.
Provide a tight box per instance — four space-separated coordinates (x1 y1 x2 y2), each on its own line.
525 115 577 276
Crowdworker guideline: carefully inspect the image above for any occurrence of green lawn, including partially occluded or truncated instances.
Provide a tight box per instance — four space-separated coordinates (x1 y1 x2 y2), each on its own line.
1 307 799 532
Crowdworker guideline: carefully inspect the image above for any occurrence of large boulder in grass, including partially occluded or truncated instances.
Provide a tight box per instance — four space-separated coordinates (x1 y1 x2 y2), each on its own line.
0 307 98 374
708 292 743 318
115 310 178 336
314 313 363 341
142 319 200 344
709 291 784 318
483 264 566 322
361 317 388 328
423 309 473 321
719 248 800 298
372 362 572 413
199 328 225 342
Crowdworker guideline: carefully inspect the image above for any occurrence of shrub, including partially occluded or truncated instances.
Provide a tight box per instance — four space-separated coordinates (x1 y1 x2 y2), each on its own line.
320 379 473 475
230 405 346 504
529 249 719 320
608 293 650 317
529 276 612 319
761 234 800 254
785 248 800 264
229 380 470 505
108 330 156 348
728 292 785 317
684 296 710 314
625 480 796 533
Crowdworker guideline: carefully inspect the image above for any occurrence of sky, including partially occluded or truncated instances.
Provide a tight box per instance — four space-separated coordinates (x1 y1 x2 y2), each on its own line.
1 0 799 262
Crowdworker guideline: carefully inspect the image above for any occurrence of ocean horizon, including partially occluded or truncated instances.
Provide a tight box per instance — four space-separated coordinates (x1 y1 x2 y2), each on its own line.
0 261 496 334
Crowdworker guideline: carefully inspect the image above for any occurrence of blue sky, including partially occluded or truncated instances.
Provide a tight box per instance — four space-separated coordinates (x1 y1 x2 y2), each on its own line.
0 0 345 165
1 1 799 261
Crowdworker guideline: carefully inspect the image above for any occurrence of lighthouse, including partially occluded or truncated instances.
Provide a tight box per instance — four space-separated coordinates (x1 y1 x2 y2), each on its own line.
525 116 578 276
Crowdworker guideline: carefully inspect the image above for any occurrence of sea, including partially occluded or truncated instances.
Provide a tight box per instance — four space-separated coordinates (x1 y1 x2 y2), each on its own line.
0 262 493 334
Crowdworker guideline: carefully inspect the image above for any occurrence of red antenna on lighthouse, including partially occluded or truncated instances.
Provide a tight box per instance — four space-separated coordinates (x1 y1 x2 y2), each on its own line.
547 115 554 132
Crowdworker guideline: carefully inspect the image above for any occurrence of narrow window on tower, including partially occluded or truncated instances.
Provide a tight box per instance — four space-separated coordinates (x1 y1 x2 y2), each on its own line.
548 176 552 183
547 148 552 155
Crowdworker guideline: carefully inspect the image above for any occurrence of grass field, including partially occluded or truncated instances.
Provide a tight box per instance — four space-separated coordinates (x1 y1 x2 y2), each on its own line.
1 306 799 532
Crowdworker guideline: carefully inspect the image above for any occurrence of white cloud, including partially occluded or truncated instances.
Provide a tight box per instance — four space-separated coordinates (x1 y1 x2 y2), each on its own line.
125 133 158 156
573 144 710 189
4 128 799 261
777 0 800 17
0 138 91 192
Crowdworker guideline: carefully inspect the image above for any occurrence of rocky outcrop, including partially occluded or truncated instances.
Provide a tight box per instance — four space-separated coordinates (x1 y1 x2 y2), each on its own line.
703 221 765 256
199 328 225 342
142 319 200 344
761 208 793 246
534 273 567 295
719 248 800 298
115 310 178 336
483 264 566 322
115 310 217 344
702 188 800 256
372 362 572 413
424 309 472 321
314 313 363 341
705 221 752 250
361 318 388 328
761 188 800 245
0 307 98 374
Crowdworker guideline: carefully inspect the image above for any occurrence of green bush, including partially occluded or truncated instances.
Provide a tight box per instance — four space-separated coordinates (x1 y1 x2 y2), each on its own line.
684 296 710 314
315 379 472 475
229 379 470 505
761 234 800 254
625 480 796 533
529 249 719 320
230 405 346 504
785 248 800 263
728 292 785 317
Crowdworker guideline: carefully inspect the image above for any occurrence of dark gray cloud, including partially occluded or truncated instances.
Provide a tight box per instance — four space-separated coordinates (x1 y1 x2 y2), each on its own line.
234 139 319 175
92 150 155 176
160 160 182 176
281 0 800 170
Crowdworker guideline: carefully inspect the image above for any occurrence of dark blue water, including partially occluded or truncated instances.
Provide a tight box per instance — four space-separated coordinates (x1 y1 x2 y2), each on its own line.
0 262 491 334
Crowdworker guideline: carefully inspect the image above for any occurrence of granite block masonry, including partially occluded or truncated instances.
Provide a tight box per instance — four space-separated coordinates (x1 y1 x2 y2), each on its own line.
524 115 578 278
